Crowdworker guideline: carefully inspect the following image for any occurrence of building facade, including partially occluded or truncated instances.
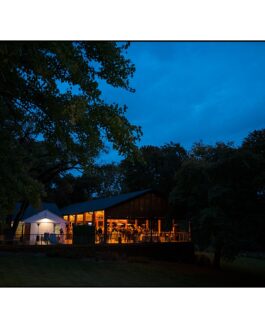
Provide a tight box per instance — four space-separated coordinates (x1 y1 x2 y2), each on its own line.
61 189 190 244
7 190 190 245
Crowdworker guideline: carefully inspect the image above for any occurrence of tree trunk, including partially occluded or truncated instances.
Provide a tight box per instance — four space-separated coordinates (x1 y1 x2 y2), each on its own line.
6 200 29 240
213 246 222 270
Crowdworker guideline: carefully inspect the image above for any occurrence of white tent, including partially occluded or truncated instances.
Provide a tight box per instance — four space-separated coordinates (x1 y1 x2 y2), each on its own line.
23 210 67 244
24 210 66 224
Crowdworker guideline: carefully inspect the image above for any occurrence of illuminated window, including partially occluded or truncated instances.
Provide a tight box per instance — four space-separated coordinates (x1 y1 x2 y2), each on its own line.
69 215 75 223
63 215 68 221
84 212 93 223
95 210 104 220
76 214 84 224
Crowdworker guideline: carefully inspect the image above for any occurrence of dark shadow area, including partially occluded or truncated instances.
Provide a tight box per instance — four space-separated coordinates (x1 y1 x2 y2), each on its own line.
0 244 264 287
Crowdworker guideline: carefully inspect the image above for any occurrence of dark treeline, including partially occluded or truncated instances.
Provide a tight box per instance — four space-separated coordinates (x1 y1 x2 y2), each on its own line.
45 129 265 267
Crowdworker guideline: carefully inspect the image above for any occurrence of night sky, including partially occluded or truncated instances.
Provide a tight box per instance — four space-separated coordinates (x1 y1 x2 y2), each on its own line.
99 42 265 163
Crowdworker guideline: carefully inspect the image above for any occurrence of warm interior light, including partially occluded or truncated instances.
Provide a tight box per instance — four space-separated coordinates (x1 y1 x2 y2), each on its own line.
76 214 84 223
69 215 75 223
36 218 54 223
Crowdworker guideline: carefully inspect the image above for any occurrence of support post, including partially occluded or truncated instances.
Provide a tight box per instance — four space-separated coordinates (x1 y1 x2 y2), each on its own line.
188 220 192 241
150 217 153 242
36 223 40 245
158 219 161 235
92 212 96 227
103 217 108 243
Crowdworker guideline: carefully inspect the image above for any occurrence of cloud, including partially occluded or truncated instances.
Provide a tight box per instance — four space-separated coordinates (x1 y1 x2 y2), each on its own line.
99 42 265 162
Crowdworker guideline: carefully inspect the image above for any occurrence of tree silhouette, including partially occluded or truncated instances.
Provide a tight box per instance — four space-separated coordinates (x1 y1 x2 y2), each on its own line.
0 41 141 236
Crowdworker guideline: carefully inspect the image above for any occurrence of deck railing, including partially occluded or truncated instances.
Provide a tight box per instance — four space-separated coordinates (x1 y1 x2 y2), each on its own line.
97 231 190 244
0 231 191 246
0 233 71 245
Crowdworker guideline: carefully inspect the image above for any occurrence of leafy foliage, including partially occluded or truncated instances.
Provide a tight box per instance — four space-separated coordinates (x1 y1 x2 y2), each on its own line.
170 133 265 267
0 41 142 218
120 142 187 195
45 163 123 207
0 41 143 238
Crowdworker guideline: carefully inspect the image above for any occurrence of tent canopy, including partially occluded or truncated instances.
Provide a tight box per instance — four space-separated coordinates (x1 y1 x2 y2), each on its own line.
23 210 66 224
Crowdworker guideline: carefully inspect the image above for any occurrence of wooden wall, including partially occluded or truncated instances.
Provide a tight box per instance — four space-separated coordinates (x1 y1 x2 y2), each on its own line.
105 191 167 219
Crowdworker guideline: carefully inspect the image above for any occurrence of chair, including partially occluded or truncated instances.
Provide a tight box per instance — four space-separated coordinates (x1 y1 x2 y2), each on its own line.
49 233 58 244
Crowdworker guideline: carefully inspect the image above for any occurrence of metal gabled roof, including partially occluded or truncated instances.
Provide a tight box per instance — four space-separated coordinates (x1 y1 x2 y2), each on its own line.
61 189 152 215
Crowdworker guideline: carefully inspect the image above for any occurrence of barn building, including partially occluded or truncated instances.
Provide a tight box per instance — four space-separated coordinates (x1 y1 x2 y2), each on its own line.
61 189 190 243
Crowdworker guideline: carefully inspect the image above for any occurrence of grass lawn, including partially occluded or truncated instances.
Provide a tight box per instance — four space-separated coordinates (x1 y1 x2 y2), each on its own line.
0 251 265 287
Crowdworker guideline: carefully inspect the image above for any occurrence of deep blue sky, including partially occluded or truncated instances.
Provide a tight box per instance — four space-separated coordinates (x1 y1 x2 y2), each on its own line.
98 42 265 163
